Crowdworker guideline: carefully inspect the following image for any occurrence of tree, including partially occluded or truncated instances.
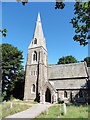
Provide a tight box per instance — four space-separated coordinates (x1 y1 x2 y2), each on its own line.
16 0 28 5
0 29 8 37
84 57 90 67
57 55 77 64
13 70 25 100
55 1 90 46
2 43 24 99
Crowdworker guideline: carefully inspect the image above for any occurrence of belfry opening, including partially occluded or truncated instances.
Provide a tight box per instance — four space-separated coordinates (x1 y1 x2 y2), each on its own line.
45 88 51 103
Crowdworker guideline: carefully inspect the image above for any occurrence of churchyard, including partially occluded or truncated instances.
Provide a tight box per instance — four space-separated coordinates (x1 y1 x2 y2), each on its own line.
0 99 37 118
37 104 89 118
0 99 89 119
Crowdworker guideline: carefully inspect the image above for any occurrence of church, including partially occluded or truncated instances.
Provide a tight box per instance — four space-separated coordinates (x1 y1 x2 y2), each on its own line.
24 13 89 104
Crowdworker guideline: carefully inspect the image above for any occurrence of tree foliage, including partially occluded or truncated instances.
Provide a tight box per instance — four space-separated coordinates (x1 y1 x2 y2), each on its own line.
55 1 90 46
16 0 28 5
13 70 25 100
57 55 77 64
84 57 90 67
2 44 24 99
0 29 8 37
55 1 65 9
70 2 90 46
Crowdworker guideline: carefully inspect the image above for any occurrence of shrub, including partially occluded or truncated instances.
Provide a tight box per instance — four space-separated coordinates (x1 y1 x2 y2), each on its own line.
10 95 14 101
2 91 6 101
58 99 64 104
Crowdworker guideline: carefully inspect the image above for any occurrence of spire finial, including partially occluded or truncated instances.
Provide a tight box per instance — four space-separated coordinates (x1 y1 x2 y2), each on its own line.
37 12 41 22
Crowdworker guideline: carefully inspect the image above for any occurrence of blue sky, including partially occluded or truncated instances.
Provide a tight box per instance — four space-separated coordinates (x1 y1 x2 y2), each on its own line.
2 2 88 69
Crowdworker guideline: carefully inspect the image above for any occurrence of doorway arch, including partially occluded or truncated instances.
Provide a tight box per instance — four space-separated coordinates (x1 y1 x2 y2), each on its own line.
45 88 51 103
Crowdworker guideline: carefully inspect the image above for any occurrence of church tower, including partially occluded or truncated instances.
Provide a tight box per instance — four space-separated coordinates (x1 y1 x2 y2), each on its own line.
24 13 48 102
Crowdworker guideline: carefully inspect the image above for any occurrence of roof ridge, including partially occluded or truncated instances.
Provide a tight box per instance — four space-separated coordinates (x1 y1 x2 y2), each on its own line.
49 62 85 67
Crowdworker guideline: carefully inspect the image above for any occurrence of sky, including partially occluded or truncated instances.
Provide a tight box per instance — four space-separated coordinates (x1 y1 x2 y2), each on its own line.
2 2 88 69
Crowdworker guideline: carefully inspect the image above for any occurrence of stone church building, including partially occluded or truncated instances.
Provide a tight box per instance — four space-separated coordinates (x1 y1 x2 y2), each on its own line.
24 13 89 103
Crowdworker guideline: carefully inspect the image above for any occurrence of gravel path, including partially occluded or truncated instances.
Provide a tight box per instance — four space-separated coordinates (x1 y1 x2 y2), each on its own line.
5 103 53 119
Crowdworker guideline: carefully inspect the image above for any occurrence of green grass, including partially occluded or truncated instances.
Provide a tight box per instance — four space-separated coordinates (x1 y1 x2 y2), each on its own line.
0 100 31 119
23 101 38 104
37 104 89 118
11 99 38 104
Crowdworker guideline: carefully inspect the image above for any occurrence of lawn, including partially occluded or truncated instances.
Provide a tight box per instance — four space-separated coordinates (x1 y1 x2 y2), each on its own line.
0 99 32 119
37 104 89 118
11 99 38 104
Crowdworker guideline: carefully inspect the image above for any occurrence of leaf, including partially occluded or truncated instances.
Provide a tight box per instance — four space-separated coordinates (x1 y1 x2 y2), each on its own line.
57 55 77 65
2 44 24 98
2 33 6 37
55 2 65 9
70 2 89 46
3 29 8 33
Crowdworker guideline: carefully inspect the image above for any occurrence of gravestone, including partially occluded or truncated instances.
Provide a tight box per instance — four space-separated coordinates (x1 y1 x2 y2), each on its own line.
3 100 6 107
59 104 61 111
10 102 12 108
46 106 48 115
7 106 8 111
63 103 67 115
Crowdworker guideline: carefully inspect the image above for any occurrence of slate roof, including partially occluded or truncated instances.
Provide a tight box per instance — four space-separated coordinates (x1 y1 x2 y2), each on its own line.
48 62 88 80
50 79 88 90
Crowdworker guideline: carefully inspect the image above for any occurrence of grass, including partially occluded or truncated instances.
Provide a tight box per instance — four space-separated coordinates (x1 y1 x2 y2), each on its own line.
37 104 89 118
12 99 38 104
0 99 32 119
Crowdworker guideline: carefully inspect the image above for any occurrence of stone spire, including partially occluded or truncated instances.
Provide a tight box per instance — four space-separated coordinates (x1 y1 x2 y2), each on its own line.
37 12 41 22
29 12 47 50
34 12 44 39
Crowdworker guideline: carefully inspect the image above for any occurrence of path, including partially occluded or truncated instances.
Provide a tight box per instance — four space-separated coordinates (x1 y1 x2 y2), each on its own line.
6 103 53 119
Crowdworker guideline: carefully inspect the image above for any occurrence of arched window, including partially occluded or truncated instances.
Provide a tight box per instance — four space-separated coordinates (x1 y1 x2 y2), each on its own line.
64 91 67 98
34 38 37 44
33 51 37 61
31 84 35 93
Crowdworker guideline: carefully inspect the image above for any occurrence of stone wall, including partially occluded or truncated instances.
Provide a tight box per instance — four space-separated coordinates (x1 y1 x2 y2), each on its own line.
57 89 88 103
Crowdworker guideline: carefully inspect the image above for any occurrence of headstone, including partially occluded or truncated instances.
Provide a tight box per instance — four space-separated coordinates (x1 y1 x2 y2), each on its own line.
7 106 8 111
46 106 48 115
59 104 61 111
3 100 6 107
63 103 66 115
57 116 60 118
10 102 12 108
